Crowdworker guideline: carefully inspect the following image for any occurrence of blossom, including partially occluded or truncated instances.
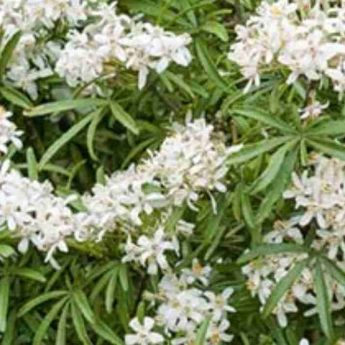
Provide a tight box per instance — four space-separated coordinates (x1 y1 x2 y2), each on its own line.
125 317 164 345
55 3 192 91
228 0 345 99
0 107 22 153
135 262 235 344
0 161 77 268
243 155 345 326
122 228 179 275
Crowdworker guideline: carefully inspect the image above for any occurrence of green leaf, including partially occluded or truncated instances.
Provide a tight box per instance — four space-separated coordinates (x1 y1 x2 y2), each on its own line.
256 147 298 223
195 316 211 345
38 113 94 170
73 290 95 325
0 277 10 332
71 302 92 345
250 143 291 194
91 319 125 345
56 303 69 345
109 101 139 135
263 259 308 317
164 71 195 99
321 256 345 286
24 98 106 117
0 31 22 79
315 260 334 339
105 270 118 314
307 138 345 161
33 297 68 345
0 86 33 109
237 244 306 264
227 137 288 165
18 291 68 317
119 265 129 292
307 119 345 136
0 245 15 259
1 309 16 345
202 21 229 41
241 192 259 243
86 108 105 161
233 108 296 134
195 39 228 91
26 148 38 180
12 268 46 283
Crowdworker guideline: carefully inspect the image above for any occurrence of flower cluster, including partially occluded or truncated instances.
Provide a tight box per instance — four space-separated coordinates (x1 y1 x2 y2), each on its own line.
0 106 22 154
228 0 345 97
0 160 77 268
0 114 240 270
77 119 242 273
0 1 191 98
243 155 345 327
56 2 192 91
0 0 87 98
125 261 235 345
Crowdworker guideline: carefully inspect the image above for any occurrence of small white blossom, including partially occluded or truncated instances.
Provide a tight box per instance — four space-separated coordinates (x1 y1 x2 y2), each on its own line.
125 317 164 345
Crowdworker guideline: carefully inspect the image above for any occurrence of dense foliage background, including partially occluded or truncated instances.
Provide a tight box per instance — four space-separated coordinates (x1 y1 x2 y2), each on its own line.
3 0 345 344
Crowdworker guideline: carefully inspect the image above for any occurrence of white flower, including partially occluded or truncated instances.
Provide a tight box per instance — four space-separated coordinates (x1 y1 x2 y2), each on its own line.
228 0 345 95
125 317 164 345
299 100 329 120
204 288 236 322
180 258 212 286
55 3 192 91
0 107 22 153
122 228 179 275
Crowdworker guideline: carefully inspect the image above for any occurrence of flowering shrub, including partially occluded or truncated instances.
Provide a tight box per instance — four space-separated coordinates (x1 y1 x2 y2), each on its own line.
3 0 345 344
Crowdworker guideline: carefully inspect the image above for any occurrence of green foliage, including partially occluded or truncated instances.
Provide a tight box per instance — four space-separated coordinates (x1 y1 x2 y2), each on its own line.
2 0 345 344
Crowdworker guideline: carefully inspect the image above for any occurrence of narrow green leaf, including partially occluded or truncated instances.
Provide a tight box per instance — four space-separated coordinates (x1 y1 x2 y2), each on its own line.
0 277 10 332
1 309 16 345
38 113 93 170
0 245 15 259
18 291 68 317
256 147 298 223
263 259 308 317
73 290 95 325
202 21 229 41
0 86 33 109
119 265 129 292
195 316 211 345
119 265 128 291
0 32 22 78
164 71 195 98
241 193 259 243
109 101 139 135
307 119 345 136
315 260 334 339
91 319 124 345
195 39 227 91
237 244 306 264
25 98 105 117
250 143 290 194
307 138 345 161
86 108 105 161
321 256 345 286
33 297 68 345
56 303 69 345
227 137 288 165
71 302 92 345
105 270 118 314
233 108 296 134
26 148 38 180
12 268 46 283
